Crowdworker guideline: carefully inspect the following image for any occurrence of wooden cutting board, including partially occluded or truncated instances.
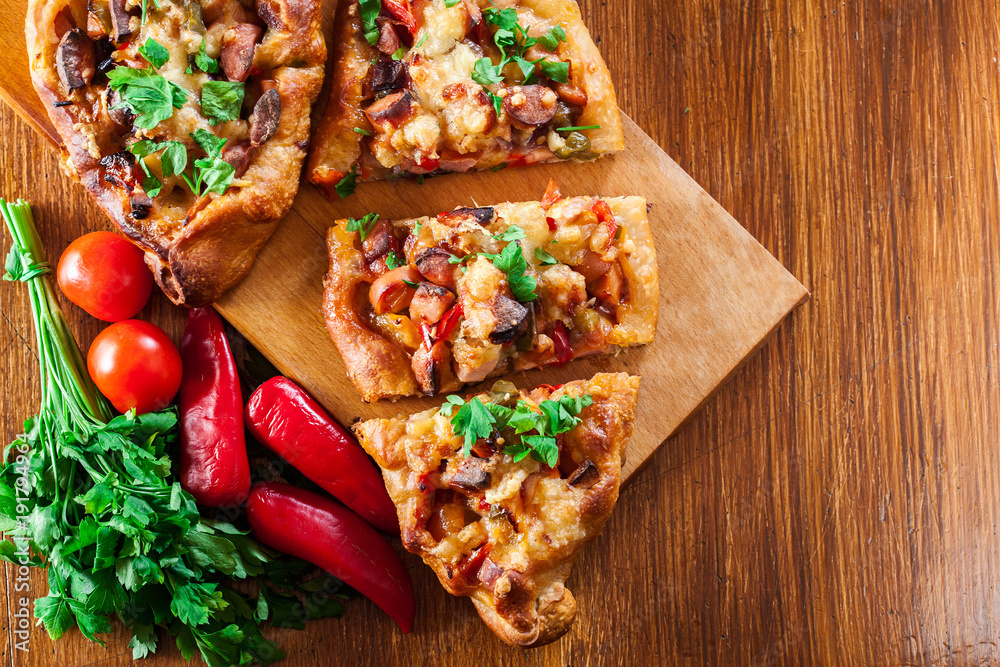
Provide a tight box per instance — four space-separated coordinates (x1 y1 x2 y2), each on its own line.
0 2 807 483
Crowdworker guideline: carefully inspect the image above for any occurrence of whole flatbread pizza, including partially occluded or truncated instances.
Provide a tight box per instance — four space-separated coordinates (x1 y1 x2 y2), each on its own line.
26 0 326 306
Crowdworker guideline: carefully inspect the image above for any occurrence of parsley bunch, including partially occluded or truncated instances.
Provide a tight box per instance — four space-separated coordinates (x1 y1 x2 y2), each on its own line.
0 200 327 666
439 388 593 466
470 8 568 114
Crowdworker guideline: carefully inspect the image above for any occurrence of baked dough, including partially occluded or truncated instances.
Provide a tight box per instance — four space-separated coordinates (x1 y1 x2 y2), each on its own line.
322 188 658 402
26 0 325 306
307 0 624 197
354 372 641 647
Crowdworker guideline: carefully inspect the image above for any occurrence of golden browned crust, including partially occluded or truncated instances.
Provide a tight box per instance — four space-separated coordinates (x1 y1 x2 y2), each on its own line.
354 373 641 647
322 225 420 402
322 193 657 402
305 0 369 196
26 0 326 306
518 0 623 154
307 0 624 193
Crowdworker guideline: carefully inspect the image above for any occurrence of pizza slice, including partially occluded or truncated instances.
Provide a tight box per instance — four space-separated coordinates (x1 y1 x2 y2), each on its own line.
322 183 658 402
354 372 640 647
307 0 624 198
26 0 326 306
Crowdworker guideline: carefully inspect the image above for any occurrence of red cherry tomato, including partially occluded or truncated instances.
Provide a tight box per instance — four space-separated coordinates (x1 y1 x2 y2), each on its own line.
87 320 182 415
57 232 153 322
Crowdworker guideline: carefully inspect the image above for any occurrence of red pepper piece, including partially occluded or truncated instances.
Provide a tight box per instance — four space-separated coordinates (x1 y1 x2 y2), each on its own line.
437 303 463 341
179 308 250 507
552 321 573 366
247 482 415 633
382 0 418 35
245 377 400 535
591 199 617 245
541 178 562 209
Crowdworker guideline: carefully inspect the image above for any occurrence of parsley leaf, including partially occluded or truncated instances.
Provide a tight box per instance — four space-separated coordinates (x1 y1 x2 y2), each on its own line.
108 67 187 130
194 156 236 195
442 396 496 457
385 250 403 269
195 40 220 73
138 38 169 69
540 59 569 83
335 166 358 198
539 26 566 51
472 57 504 86
159 140 188 178
200 80 245 125
359 0 381 45
445 0 461 6
491 242 537 302
392 47 407 61
191 129 227 158
3 245 49 282
494 225 526 242
345 212 379 241
534 246 558 265
522 435 558 467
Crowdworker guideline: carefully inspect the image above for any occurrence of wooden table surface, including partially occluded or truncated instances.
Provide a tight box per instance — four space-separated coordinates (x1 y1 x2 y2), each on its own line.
2 1 999 665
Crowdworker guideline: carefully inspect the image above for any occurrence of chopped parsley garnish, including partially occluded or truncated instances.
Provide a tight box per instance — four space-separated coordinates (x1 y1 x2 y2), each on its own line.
445 0 461 6
402 278 419 288
413 221 422 235
534 246 558 265
556 124 603 132
493 225 525 242
188 129 236 196
138 38 169 69
195 40 220 74
447 226 537 301
439 391 593 465
490 162 507 172
385 250 403 269
538 26 566 51
490 241 536 302
107 67 187 130
353 127 372 136
391 47 407 61
416 33 428 48
200 81 245 125
335 166 358 198
470 8 569 91
345 212 379 241
359 0 381 46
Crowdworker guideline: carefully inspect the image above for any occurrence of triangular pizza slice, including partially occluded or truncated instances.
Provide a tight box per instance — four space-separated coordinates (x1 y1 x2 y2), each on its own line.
354 372 641 646
307 0 624 197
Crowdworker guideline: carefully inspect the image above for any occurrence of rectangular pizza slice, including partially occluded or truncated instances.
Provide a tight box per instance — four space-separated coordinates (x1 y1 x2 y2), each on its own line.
322 184 658 402
354 372 641 647
306 0 624 198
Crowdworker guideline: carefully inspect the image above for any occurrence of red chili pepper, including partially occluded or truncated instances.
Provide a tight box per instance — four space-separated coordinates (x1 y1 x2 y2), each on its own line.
247 482 415 633
592 199 617 245
437 303 463 341
552 322 573 366
541 178 562 209
415 156 440 172
245 377 400 534
545 216 557 231
179 308 250 507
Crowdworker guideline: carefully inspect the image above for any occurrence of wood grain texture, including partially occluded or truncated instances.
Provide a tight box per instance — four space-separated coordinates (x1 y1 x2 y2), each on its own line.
1 1 998 667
